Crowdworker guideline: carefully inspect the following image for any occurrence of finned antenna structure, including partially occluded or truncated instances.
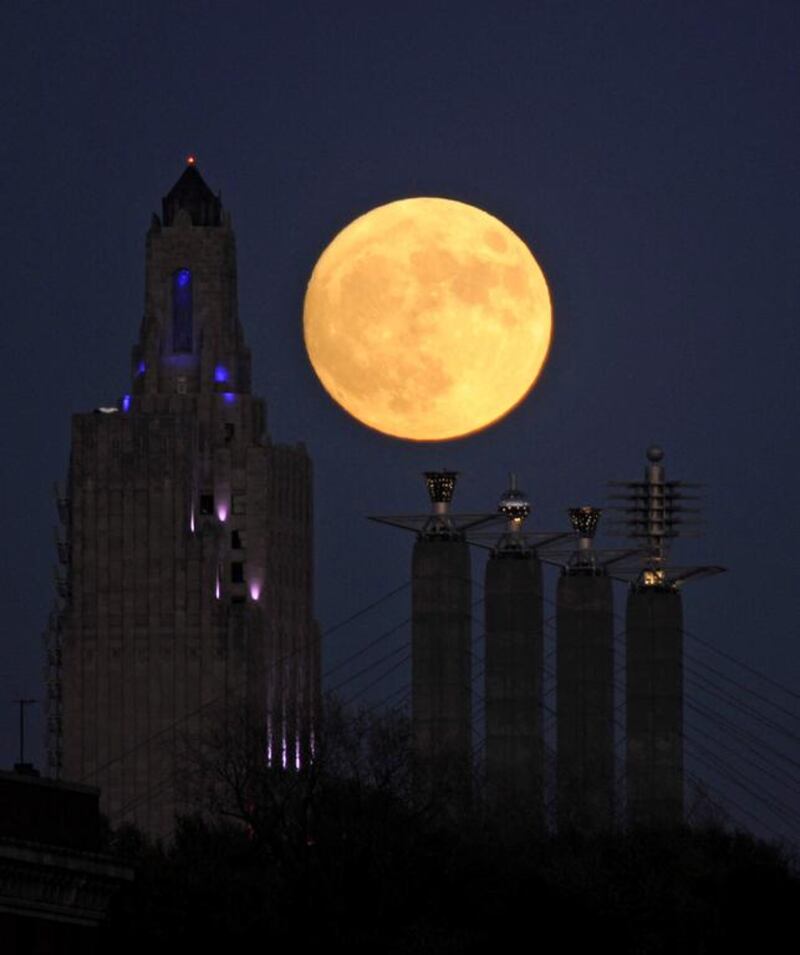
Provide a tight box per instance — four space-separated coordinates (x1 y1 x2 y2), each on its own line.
607 445 725 588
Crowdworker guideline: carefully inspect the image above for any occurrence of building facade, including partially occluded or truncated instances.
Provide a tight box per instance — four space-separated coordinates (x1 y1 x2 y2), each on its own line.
45 162 318 835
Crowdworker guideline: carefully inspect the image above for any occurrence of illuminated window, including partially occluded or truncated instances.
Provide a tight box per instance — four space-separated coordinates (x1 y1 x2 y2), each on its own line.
642 569 666 587
172 268 193 352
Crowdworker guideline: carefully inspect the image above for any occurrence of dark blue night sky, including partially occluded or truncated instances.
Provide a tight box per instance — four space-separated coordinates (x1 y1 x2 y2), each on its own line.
2 1 799 841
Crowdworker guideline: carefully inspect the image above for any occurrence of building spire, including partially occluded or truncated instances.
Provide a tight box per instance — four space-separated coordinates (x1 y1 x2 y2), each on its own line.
161 158 222 227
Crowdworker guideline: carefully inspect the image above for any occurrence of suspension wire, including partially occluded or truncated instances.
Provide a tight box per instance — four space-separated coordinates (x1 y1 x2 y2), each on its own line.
322 580 411 638
686 658 800 741
113 682 416 828
685 694 800 777
360 686 411 716
113 679 415 827
479 597 800 847
684 736 800 839
597 662 800 841
323 616 410 679
98 560 800 833
687 705 800 797
685 667 800 749
683 626 800 705
82 579 416 784
481 585 800 760
110 768 182 825
686 716 800 800
333 589 484 698
328 641 409 697
686 734 800 835
600 669 800 835
539 585 800 706
340 653 411 708
686 650 800 724
546 589 800 844
87 573 483 793
685 769 792 849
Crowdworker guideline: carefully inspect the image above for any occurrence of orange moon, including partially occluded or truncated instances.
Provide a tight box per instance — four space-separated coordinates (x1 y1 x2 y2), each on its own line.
303 197 552 441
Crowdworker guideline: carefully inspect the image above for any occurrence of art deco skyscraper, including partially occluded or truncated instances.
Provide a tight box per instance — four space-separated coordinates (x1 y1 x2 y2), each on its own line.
45 161 318 835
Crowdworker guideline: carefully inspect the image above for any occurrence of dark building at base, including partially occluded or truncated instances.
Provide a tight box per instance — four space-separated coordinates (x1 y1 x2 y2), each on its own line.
0 767 133 952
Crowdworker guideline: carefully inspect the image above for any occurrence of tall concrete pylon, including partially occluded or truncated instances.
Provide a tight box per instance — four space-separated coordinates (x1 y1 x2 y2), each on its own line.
556 507 615 832
371 472 494 810
608 446 724 829
412 474 472 807
626 583 684 827
484 478 544 828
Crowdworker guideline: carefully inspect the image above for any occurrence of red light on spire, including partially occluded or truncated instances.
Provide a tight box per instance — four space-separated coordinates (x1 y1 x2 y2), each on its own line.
186 154 196 166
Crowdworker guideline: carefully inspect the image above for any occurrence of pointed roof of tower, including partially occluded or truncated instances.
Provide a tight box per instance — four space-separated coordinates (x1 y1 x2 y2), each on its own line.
161 158 222 227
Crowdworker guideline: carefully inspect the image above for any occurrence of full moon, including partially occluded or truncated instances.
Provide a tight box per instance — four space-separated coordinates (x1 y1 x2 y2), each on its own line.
303 197 552 441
